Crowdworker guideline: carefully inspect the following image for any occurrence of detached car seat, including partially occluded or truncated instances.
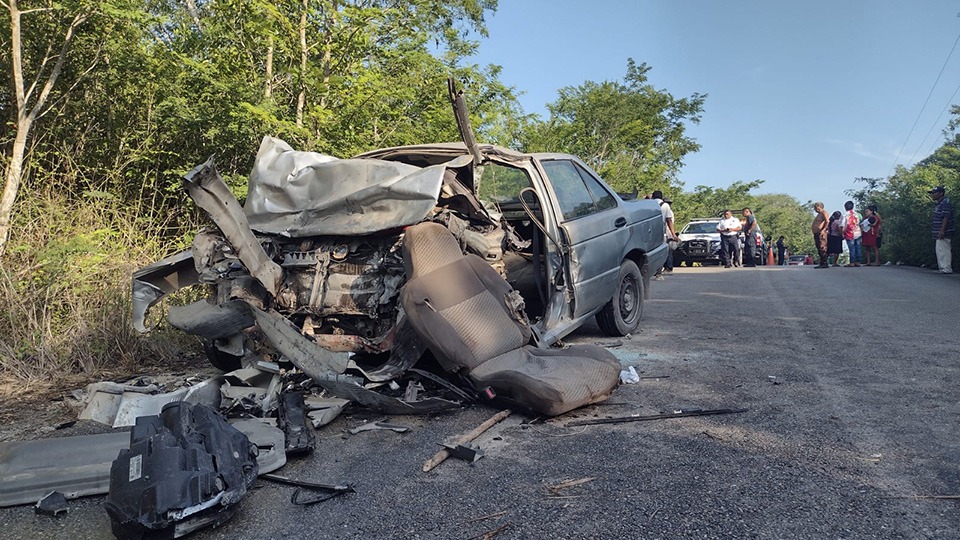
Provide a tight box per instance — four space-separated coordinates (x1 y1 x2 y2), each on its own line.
400 222 620 416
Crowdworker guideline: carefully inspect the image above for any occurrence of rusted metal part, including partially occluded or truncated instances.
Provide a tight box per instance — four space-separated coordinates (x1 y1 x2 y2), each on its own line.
247 306 349 376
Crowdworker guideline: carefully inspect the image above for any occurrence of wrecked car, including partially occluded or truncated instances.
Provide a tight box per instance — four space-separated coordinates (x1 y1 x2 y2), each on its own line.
132 133 666 415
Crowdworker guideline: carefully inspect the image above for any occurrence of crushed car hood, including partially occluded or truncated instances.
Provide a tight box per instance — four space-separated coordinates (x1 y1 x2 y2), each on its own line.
244 136 471 237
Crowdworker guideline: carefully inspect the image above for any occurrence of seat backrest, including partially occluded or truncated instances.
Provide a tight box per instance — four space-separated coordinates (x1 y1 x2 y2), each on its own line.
400 222 530 371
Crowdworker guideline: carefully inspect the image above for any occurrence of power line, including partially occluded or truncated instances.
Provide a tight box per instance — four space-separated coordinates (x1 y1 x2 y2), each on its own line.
887 29 960 177
910 78 960 163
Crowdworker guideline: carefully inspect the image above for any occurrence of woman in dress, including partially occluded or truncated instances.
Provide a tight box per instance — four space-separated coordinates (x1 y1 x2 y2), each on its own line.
827 211 844 266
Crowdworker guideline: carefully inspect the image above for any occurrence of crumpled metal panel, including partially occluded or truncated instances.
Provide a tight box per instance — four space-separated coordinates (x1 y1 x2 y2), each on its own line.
244 136 452 237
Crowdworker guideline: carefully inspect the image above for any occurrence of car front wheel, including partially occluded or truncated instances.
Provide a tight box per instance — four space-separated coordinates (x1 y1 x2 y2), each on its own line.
596 259 644 336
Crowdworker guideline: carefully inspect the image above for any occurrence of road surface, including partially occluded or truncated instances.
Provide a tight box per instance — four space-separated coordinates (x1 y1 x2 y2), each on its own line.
2 264 958 539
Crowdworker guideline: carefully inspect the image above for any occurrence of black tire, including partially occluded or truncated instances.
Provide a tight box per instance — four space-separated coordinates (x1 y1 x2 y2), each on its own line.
675 257 686 267
203 339 243 372
596 259 644 336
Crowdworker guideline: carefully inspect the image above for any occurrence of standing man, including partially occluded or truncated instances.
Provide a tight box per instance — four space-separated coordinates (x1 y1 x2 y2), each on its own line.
741 208 760 267
929 186 955 274
811 202 829 268
842 200 863 267
776 236 786 265
652 190 678 279
716 209 742 268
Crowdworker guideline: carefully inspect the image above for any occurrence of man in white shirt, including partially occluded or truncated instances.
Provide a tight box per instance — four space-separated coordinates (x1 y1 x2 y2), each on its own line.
716 209 742 268
652 190 678 279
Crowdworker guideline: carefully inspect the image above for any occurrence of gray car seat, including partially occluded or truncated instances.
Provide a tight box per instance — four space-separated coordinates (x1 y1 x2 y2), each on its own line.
399 222 620 416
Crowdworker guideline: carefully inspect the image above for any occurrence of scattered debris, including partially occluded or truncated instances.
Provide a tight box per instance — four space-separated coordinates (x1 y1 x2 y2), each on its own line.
303 396 349 428
423 409 512 472
277 391 314 456
441 443 484 463
348 421 411 435
620 366 640 384
546 477 596 494
105 402 258 540
0 431 129 507
79 376 222 428
260 474 354 506
459 510 508 525
228 418 287 475
566 408 748 427
466 522 512 540
34 491 69 517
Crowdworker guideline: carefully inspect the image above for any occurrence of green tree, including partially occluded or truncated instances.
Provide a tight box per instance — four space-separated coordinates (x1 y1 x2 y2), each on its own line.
523 58 705 195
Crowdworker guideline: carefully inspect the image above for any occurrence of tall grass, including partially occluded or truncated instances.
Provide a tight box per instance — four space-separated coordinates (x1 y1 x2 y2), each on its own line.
0 179 201 384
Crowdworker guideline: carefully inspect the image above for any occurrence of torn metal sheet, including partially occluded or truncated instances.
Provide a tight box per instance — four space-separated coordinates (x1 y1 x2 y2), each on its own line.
0 431 129 507
245 136 450 237
248 306 349 377
184 157 282 296
304 396 349 428
131 250 198 333
348 421 411 435
312 374 460 415
79 377 222 428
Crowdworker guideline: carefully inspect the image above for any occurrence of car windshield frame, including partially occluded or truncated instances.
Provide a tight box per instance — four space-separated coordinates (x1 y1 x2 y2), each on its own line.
683 222 720 234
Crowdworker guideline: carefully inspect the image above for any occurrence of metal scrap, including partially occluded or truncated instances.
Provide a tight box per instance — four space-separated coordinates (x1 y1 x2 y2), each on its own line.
566 407 748 427
348 421 411 435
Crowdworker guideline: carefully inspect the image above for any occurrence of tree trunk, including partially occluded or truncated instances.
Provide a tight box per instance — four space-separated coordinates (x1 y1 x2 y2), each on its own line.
295 0 307 128
264 37 274 99
0 120 30 257
0 0 90 258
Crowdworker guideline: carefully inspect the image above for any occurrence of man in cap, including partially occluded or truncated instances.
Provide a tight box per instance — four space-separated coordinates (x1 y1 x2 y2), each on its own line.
929 186 955 274
652 190 677 280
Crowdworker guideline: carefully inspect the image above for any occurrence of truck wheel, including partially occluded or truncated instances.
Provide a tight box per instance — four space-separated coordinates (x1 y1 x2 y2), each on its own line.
596 259 644 336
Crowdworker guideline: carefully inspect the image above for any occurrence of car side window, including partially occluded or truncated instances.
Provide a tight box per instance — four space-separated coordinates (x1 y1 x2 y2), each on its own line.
477 163 532 204
574 163 617 212
541 160 600 221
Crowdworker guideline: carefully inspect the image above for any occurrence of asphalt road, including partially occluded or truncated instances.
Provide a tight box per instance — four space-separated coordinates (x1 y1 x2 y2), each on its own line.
3 263 959 539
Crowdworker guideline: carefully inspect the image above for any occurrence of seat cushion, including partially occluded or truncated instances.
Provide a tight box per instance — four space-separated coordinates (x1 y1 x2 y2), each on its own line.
470 345 621 417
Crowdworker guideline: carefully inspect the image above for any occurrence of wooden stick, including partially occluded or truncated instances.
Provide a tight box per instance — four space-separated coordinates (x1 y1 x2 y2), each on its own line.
423 409 512 472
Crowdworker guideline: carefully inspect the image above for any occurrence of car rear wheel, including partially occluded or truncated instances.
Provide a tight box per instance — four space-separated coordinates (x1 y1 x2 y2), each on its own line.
596 259 643 336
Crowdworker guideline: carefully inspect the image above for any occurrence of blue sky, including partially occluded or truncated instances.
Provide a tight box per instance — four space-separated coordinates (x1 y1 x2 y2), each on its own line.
469 0 960 216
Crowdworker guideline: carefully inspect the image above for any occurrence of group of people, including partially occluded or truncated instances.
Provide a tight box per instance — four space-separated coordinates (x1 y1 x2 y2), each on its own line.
809 201 882 268
809 186 954 273
715 208 761 268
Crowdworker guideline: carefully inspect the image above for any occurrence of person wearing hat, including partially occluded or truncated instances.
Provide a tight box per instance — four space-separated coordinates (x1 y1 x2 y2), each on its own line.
652 190 677 279
929 186 955 274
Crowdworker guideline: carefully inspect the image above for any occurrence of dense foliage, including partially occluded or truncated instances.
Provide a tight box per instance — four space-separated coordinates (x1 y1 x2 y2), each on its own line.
0 0 826 381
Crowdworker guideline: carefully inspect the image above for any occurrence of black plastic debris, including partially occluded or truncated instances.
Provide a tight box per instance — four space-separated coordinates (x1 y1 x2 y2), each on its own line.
34 491 68 517
277 391 314 456
105 401 258 539
261 474 354 506
442 444 484 463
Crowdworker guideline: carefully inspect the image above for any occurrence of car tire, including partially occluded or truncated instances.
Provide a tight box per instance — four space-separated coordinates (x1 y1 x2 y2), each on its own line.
203 339 243 372
596 259 644 336
675 256 686 267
